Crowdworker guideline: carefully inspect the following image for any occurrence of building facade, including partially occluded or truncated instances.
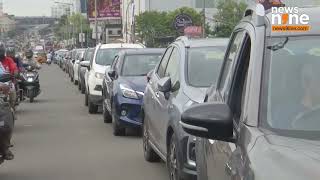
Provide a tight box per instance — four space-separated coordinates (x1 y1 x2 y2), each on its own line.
0 14 16 34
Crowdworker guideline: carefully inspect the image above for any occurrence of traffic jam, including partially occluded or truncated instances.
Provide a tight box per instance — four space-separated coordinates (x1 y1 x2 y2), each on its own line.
1 0 320 180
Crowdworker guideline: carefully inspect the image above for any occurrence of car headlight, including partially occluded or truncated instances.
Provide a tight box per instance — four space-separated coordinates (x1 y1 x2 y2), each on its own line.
120 84 139 99
95 72 104 79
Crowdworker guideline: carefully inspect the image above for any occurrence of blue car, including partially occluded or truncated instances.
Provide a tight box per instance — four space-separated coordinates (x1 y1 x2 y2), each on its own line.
102 48 165 136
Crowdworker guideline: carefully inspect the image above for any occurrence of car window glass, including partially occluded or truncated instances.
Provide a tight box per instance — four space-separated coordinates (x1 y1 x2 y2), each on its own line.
157 47 173 78
218 31 246 99
230 35 251 124
164 47 180 87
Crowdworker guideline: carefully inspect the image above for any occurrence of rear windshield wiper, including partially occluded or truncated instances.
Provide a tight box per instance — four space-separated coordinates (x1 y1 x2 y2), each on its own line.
267 37 289 51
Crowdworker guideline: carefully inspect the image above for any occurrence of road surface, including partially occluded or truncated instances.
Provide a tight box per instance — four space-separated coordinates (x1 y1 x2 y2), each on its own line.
0 65 168 180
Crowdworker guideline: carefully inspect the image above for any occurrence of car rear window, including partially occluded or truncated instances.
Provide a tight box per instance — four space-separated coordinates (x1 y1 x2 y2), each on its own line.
187 46 226 87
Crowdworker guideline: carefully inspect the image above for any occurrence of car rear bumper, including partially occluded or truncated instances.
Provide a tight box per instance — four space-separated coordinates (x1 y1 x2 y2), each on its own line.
89 95 103 106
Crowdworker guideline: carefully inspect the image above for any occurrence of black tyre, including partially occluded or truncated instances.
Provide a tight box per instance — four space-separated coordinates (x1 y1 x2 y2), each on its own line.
74 80 78 85
81 82 86 94
28 90 34 103
85 92 88 106
112 105 125 136
88 97 98 114
143 120 160 162
103 102 112 123
78 81 81 90
168 133 183 180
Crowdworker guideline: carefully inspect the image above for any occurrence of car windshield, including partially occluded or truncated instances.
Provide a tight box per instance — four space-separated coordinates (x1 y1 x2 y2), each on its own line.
121 54 162 76
85 49 94 61
187 46 226 87
263 36 320 137
95 48 126 66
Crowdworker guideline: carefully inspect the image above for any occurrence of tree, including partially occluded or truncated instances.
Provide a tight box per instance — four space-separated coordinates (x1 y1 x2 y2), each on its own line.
213 0 247 37
135 7 203 47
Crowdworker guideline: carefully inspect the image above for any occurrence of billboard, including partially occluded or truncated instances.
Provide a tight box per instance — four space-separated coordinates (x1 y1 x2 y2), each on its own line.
88 0 121 20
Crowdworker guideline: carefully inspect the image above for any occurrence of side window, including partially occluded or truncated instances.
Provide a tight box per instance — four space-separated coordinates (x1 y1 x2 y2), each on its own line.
157 47 173 78
164 47 180 87
218 31 246 99
230 35 252 124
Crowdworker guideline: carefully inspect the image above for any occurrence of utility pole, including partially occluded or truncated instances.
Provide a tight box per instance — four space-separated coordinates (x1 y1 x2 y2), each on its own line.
95 0 99 44
202 0 206 38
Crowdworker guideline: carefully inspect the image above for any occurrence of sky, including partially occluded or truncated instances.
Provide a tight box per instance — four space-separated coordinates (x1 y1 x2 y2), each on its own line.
3 0 55 16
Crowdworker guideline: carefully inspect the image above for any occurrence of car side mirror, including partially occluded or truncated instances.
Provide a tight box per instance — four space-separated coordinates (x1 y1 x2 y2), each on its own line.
181 103 234 142
108 70 116 80
80 61 90 70
75 60 80 64
158 77 171 99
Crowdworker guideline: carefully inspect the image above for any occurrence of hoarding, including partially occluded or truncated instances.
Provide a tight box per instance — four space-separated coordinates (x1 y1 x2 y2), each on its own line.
88 0 121 20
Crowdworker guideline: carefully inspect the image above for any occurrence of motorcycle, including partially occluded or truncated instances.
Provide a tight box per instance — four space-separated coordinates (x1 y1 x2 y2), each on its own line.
21 65 40 103
0 74 15 165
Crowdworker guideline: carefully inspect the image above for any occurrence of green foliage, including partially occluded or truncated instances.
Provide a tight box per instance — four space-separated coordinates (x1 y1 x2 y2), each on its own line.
54 13 91 42
135 7 203 47
213 0 247 37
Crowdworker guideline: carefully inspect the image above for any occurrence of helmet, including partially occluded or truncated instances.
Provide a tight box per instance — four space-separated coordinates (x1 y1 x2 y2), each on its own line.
6 47 15 57
25 49 33 59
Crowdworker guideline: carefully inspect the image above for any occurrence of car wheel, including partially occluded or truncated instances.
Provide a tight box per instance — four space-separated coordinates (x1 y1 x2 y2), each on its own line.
81 82 86 94
168 133 182 180
103 101 112 123
143 120 160 162
112 104 125 136
85 91 88 106
74 80 78 85
78 81 81 90
88 97 98 114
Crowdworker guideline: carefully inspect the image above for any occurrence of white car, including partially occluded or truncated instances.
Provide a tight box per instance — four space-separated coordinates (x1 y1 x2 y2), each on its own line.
73 49 86 85
84 43 144 114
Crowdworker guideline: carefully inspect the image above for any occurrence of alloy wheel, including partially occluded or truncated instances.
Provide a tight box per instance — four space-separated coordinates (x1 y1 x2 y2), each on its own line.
169 138 178 180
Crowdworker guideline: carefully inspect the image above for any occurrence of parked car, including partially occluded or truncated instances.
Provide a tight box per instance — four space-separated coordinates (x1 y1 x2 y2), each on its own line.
102 48 164 136
181 5 320 180
82 43 144 114
72 49 86 84
79 48 95 94
67 49 77 78
142 37 228 180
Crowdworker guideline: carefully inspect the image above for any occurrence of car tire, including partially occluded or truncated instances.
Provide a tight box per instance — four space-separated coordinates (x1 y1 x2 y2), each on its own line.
78 81 81 90
85 91 88 106
168 133 183 180
112 104 125 136
88 97 98 114
81 82 86 94
103 102 112 123
143 120 160 162
74 80 78 85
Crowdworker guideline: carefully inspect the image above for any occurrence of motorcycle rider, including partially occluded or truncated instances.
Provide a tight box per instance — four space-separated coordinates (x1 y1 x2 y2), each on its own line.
23 49 41 69
0 45 18 109
0 55 14 161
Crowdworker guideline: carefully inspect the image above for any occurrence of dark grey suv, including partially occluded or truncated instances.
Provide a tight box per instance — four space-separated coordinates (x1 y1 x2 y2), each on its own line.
142 37 228 180
181 4 320 180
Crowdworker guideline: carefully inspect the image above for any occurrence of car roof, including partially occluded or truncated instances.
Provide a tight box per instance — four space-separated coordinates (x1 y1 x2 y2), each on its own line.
120 48 165 56
176 38 229 48
100 43 145 49
265 7 320 37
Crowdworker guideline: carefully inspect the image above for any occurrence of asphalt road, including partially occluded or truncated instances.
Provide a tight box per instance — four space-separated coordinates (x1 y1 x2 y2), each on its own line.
0 65 168 180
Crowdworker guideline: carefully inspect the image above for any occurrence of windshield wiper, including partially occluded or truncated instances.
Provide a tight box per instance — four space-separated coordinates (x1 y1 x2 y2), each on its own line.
267 37 289 51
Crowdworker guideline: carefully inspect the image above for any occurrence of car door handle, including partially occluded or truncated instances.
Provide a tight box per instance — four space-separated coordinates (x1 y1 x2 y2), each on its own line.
155 92 160 98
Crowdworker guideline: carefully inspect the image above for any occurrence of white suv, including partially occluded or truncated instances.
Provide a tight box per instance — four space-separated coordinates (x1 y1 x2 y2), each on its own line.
84 43 144 113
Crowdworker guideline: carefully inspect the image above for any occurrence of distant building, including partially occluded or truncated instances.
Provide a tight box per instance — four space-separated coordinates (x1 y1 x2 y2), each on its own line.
51 3 72 18
0 13 16 34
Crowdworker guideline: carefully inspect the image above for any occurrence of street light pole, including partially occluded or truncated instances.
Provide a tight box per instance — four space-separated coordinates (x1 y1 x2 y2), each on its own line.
95 0 99 44
202 0 206 38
